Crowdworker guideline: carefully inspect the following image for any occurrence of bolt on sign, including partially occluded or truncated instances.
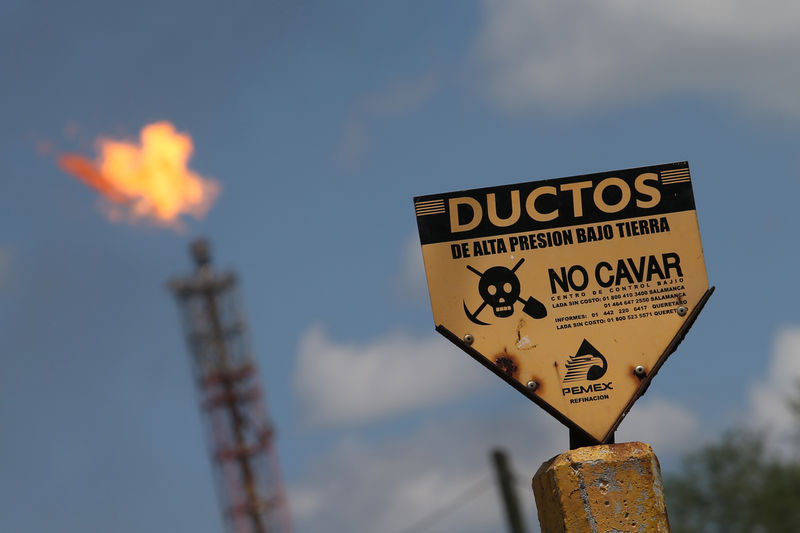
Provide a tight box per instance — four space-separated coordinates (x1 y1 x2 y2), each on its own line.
414 162 713 443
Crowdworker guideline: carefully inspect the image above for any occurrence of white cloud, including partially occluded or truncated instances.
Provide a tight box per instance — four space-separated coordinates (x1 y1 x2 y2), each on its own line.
334 118 369 168
294 326 491 426
476 0 800 117
290 411 562 533
289 388 709 532
393 234 429 305
617 396 704 457
359 71 441 117
290 324 800 531
335 71 441 167
748 327 800 450
291 320 718 532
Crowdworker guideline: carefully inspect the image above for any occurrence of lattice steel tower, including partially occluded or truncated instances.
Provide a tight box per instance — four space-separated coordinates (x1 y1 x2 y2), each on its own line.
169 240 291 533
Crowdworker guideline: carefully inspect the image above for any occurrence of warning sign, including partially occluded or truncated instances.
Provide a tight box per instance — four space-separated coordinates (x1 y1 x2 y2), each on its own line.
414 162 712 443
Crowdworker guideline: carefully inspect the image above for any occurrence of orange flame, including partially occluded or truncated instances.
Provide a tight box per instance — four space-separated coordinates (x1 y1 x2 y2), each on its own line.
58 121 220 228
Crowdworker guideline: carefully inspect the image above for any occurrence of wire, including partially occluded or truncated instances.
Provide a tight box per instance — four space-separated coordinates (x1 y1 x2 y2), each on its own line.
392 476 495 533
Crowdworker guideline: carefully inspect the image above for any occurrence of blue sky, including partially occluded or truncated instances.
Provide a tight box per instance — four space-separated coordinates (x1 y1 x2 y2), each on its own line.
3 1 800 531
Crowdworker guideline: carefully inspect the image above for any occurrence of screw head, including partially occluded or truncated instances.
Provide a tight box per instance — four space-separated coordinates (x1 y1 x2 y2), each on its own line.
463 334 474 345
677 306 688 317
633 365 646 378
526 380 539 391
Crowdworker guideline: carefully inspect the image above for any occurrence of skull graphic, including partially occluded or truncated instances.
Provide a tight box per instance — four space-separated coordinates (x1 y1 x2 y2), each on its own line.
463 258 547 325
478 266 521 317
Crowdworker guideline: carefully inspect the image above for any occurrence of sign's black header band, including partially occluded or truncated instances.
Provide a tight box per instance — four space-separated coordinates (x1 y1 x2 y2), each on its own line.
414 162 696 245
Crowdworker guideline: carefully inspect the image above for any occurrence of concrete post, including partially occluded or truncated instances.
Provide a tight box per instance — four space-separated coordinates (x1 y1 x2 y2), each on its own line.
532 442 669 533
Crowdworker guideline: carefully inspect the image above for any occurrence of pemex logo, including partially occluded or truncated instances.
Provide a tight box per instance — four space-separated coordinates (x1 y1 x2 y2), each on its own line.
563 339 608 383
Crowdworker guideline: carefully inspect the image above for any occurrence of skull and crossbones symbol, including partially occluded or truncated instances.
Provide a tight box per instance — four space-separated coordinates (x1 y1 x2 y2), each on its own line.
462 258 547 325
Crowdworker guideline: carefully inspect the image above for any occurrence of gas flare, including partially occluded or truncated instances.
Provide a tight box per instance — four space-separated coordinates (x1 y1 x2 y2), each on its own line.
59 121 220 228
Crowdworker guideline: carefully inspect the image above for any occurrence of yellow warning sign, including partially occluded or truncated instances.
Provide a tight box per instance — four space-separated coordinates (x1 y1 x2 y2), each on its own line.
414 162 712 443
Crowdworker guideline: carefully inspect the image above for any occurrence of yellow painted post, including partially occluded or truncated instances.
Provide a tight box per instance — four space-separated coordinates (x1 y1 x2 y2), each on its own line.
532 442 669 533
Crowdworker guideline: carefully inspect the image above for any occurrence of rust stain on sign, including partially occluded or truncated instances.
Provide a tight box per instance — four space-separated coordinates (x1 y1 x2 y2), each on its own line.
494 351 519 380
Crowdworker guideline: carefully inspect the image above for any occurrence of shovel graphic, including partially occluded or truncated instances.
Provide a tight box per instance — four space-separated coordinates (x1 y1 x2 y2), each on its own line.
519 296 547 319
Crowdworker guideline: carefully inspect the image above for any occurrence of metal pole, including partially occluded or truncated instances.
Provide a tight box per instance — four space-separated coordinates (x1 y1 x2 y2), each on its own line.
491 449 527 533
569 427 614 450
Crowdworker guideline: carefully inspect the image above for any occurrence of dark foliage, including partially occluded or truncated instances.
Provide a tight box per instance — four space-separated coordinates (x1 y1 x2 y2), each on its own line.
665 392 800 533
